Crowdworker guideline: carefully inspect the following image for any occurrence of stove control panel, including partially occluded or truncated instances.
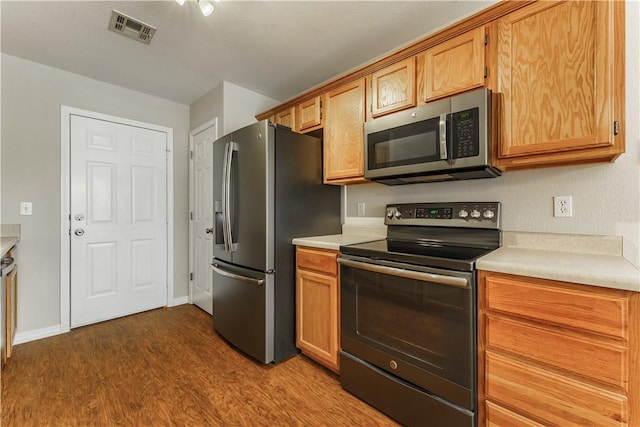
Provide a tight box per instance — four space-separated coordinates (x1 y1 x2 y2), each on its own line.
385 202 501 229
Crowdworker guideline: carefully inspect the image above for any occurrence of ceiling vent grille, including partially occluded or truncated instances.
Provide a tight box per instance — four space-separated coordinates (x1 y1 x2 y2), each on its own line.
109 10 156 45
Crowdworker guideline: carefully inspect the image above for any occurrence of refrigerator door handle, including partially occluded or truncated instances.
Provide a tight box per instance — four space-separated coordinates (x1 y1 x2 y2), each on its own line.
211 263 264 286
221 141 235 252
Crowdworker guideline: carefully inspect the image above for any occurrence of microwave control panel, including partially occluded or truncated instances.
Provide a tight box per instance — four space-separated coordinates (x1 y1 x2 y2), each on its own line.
385 202 500 229
451 107 480 159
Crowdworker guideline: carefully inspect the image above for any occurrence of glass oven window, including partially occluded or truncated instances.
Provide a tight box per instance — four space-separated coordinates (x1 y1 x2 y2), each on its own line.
342 264 473 388
367 118 442 169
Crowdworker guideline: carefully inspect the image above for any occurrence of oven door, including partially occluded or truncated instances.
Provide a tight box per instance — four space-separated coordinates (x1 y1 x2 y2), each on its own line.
339 255 476 411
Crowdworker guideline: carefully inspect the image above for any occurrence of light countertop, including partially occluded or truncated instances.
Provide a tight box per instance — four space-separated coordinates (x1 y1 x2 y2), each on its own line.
477 246 640 292
292 223 386 251
294 228 640 292
292 234 383 251
0 237 18 257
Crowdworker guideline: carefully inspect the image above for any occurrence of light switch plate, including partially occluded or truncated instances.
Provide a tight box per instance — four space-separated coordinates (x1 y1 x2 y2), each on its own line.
20 202 32 216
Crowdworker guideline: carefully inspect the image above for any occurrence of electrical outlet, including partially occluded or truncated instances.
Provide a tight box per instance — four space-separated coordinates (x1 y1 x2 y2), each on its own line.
357 202 366 217
20 202 32 216
553 196 573 217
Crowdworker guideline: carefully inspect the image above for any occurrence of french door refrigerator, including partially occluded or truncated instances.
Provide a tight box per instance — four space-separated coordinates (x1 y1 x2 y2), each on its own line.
211 120 341 364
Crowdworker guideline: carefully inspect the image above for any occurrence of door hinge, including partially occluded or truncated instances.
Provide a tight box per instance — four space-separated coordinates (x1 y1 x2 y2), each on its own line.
190 211 193 220
614 121 620 135
190 150 193 159
484 67 488 79
484 33 488 46
190 272 193 281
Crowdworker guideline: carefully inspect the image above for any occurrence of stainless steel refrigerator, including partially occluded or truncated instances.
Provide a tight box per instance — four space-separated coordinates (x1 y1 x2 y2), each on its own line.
211 120 341 364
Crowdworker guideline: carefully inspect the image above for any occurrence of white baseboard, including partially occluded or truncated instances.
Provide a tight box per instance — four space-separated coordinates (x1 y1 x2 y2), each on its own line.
169 296 189 307
15 299 190 345
14 325 68 345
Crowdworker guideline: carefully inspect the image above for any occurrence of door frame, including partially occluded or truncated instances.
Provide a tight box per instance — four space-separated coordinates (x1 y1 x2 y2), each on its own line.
60 106 175 333
188 117 218 306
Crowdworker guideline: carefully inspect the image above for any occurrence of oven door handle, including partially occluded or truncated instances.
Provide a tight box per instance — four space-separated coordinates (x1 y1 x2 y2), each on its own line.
337 258 469 289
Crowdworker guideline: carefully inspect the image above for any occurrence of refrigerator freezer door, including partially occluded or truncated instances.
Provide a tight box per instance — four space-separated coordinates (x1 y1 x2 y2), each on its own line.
211 259 274 363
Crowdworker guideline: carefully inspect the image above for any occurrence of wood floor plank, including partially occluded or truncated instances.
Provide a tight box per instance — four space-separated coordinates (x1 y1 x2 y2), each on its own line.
1 305 398 426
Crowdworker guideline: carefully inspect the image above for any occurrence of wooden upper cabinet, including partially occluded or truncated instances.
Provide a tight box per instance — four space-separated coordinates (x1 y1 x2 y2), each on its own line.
274 107 296 131
367 57 416 120
494 0 624 169
296 96 322 133
418 26 486 103
323 79 367 184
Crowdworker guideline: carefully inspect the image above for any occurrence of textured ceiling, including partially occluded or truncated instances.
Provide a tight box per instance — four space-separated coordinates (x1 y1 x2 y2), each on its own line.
1 0 498 105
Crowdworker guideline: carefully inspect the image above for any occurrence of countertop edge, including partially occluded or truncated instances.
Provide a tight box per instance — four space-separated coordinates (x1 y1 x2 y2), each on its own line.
477 247 640 292
292 234 383 251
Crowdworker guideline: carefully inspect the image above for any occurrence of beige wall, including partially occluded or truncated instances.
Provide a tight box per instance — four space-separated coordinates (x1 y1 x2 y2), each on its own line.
346 2 640 267
1 54 190 336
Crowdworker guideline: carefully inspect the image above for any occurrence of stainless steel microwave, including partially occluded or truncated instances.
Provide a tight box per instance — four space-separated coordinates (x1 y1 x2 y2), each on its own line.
364 87 501 185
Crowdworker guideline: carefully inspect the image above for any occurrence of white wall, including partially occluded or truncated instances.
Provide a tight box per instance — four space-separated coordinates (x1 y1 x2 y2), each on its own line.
190 83 224 132
222 81 279 134
346 2 640 267
0 54 190 335
190 81 278 135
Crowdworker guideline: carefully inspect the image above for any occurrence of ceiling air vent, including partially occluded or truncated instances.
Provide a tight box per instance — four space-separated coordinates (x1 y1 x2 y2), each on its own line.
109 10 156 45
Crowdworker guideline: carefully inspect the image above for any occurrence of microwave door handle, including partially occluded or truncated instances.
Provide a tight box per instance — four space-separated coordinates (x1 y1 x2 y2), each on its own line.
439 113 448 160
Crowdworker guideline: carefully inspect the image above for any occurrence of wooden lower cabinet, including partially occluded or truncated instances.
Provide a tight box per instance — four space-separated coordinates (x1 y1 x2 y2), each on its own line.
478 271 639 426
295 246 340 373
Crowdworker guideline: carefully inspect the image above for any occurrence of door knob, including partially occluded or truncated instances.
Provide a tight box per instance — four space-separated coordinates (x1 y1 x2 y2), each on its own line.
205 228 213 234
74 229 85 236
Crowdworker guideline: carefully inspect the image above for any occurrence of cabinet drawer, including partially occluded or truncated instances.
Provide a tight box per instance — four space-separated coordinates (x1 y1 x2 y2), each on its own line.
486 351 627 426
485 273 628 340
296 247 338 276
487 315 627 389
486 401 544 427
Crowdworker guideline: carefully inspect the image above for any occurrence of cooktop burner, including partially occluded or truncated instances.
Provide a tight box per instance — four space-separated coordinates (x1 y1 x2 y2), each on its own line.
340 202 501 272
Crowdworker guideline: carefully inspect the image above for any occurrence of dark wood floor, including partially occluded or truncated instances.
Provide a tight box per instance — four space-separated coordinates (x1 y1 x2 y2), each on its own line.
1 305 397 426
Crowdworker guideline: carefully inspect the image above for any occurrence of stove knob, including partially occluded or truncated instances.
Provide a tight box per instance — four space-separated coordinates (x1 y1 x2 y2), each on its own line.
483 209 495 219
470 209 481 219
395 210 402 219
458 209 469 219
386 210 394 219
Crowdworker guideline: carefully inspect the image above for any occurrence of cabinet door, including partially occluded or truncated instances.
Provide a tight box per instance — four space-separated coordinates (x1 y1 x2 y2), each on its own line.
323 79 367 184
296 97 322 133
296 268 339 373
274 107 296 131
369 57 416 119
419 27 486 102
495 0 622 168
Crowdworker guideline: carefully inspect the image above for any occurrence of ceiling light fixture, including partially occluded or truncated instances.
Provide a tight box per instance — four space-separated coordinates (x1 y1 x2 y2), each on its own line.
175 0 217 17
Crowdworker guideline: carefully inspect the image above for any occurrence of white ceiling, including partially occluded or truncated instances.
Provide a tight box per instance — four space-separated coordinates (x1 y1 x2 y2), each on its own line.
1 0 498 105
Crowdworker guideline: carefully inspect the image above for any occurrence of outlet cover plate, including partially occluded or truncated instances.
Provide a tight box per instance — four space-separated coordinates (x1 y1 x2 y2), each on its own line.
553 196 572 217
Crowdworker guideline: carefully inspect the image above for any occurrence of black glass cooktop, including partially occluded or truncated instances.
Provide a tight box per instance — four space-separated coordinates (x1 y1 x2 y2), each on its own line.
340 238 497 271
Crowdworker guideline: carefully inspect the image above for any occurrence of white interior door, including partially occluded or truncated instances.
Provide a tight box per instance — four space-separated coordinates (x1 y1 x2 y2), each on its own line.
190 121 216 314
70 115 168 328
